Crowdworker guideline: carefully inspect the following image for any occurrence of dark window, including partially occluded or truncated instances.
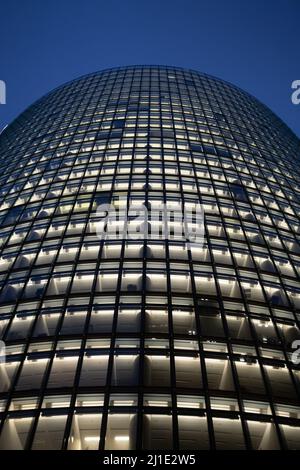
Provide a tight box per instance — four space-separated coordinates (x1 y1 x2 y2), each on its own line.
229 183 248 201
190 143 203 153
112 119 125 129
217 147 232 158
203 144 216 155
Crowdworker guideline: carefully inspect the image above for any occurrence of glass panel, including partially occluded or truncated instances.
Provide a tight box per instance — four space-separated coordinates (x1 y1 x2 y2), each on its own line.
31 414 68 450
280 424 300 450
205 359 234 391
16 358 49 391
47 356 78 388
175 356 202 388
235 362 266 395
79 354 109 387
178 415 209 450
68 413 102 450
111 355 139 386
143 414 172 449
0 417 34 450
213 418 246 450
105 414 137 450
144 356 170 387
247 421 280 450
264 365 297 400
0 361 19 393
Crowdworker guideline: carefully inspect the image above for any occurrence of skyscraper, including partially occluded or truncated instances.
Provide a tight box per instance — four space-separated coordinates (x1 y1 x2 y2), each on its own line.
0 66 300 450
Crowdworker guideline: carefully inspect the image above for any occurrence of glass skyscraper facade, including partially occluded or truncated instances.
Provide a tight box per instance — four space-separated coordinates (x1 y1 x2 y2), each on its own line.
0 65 300 450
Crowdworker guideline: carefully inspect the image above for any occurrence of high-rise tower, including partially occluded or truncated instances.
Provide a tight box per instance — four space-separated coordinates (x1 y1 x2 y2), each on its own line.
0 66 300 450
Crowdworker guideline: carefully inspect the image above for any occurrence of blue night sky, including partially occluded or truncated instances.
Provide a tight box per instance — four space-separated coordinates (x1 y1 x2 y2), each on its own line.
0 0 299 136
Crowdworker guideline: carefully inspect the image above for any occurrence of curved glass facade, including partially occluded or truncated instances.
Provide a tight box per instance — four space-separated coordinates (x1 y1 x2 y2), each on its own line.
0 65 300 450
